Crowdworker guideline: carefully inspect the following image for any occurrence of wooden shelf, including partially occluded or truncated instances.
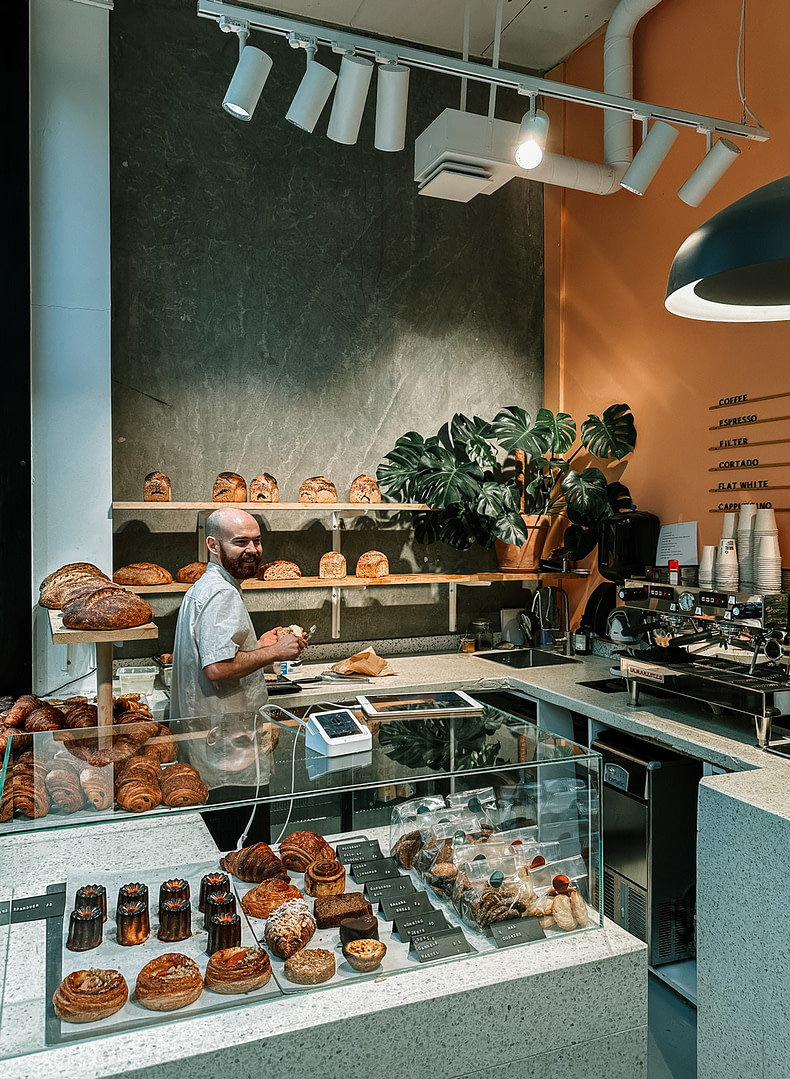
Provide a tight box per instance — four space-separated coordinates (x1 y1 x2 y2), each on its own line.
111 501 427 512
48 609 159 644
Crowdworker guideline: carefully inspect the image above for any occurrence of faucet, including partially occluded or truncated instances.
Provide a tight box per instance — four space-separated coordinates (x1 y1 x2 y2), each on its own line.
554 587 574 656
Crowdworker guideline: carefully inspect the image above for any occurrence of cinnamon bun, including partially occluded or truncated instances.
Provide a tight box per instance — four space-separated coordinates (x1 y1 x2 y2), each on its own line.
303 859 345 897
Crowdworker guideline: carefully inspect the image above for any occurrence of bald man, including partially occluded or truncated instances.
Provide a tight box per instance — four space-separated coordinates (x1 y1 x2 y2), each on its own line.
170 507 307 720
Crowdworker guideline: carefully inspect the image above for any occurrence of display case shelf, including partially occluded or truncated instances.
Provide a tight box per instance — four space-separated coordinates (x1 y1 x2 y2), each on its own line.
111 501 427 512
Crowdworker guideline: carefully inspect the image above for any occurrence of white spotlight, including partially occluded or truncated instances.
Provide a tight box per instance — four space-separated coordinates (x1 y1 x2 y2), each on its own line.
620 120 678 195
223 46 273 121
286 59 337 133
678 138 741 206
374 64 410 152
326 54 374 145
514 108 549 170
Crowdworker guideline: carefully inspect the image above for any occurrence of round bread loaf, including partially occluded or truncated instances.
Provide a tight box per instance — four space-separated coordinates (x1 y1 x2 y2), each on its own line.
249 473 279 502
40 569 111 610
213 472 247 502
319 552 346 579
349 474 382 503
175 562 207 584
355 551 389 578
113 563 173 586
257 561 302 581
298 476 337 503
144 471 172 502
39 563 108 594
62 589 154 630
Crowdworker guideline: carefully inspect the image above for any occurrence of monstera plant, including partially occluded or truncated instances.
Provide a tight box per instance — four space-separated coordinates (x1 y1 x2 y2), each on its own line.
376 403 637 560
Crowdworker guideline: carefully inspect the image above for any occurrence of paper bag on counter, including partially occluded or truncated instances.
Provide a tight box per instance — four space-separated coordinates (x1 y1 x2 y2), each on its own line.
330 646 395 677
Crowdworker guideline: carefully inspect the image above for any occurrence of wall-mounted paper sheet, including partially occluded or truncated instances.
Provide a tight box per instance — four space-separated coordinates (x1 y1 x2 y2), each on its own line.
655 522 698 566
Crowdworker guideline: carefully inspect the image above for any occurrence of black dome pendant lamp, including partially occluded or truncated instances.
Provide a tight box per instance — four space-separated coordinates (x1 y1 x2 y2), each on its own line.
665 174 790 322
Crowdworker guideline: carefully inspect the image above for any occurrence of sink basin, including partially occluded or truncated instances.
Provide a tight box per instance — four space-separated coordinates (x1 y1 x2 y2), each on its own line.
473 648 578 668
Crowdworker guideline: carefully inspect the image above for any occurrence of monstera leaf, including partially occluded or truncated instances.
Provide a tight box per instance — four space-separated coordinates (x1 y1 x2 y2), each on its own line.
581 403 637 460
606 481 633 514
491 406 540 455
377 432 432 501
530 408 577 456
417 446 484 508
561 468 610 525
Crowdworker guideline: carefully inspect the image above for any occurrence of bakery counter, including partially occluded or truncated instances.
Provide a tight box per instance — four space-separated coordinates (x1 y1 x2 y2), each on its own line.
0 808 647 1079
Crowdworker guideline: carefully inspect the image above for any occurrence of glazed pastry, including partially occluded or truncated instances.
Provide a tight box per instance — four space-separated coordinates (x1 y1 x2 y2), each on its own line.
198 871 230 913
79 766 114 811
159 878 190 907
135 953 203 1012
204 946 272 994
313 892 372 930
263 898 316 959
45 766 84 813
283 948 335 985
204 890 236 929
158 898 192 942
158 762 208 807
342 939 387 972
66 906 103 951
116 900 151 946
278 830 335 873
339 915 379 945
116 881 148 916
24 704 64 732
53 968 128 1023
303 859 346 897
75 884 107 921
219 841 289 883
551 893 577 931
207 911 242 955
241 878 303 920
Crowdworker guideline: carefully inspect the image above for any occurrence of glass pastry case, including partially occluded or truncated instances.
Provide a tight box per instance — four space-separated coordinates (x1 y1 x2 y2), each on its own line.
0 690 602 1060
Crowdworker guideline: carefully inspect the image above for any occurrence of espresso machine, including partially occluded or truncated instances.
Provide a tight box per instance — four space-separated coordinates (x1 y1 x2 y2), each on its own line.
613 581 790 750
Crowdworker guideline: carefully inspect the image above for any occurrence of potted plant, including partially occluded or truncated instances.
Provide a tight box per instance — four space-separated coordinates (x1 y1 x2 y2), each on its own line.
376 403 636 567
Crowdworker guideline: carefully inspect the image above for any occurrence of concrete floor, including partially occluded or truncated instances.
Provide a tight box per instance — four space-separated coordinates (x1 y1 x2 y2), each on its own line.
648 974 697 1079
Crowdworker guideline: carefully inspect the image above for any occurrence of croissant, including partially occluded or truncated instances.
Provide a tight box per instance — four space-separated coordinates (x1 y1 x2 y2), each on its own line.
570 888 589 928
140 725 178 764
65 703 98 729
158 763 208 807
13 771 50 818
80 765 114 811
219 841 289 883
204 947 272 995
53 968 128 1023
45 767 85 813
56 721 158 767
4 695 42 729
24 704 65 732
279 830 336 872
0 726 32 755
0 773 12 823
135 953 203 1011
115 756 162 812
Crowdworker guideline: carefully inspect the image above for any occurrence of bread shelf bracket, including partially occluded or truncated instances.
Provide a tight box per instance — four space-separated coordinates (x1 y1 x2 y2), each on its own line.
448 582 457 632
331 586 341 639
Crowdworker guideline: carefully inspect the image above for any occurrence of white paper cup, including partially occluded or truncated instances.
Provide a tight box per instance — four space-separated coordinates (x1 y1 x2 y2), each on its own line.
720 512 738 540
755 507 778 531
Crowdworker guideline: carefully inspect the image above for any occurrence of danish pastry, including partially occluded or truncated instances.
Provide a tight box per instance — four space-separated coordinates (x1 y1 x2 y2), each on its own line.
205 946 272 995
135 953 203 1012
240 878 303 920
263 898 316 959
53 968 128 1023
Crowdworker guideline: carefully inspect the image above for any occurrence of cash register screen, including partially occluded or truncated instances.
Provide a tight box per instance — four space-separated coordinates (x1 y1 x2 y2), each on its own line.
315 710 362 738
358 691 484 718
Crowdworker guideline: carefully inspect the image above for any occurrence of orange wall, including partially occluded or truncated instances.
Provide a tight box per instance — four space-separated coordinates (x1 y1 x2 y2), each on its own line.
544 0 790 589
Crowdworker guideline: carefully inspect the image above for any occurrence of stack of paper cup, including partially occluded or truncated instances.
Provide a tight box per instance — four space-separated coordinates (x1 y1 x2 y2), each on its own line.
699 545 717 590
715 537 739 591
737 504 757 592
753 508 781 593
720 511 738 540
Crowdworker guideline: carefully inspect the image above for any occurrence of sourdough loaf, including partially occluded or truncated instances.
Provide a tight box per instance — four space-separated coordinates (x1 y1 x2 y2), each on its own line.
40 569 111 610
143 471 172 502
175 562 207 584
257 561 302 581
319 552 346 579
113 563 173 586
62 589 154 631
298 476 337 503
249 473 279 502
39 563 108 594
349 474 381 503
213 472 247 502
355 551 389 577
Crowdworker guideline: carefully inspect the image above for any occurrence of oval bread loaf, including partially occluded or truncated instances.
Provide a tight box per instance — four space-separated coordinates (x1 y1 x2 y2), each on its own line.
39 563 108 594
319 552 346 579
62 589 154 631
355 551 389 578
257 561 301 581
175 562 207 584
40 570 112 610
113 563 173 586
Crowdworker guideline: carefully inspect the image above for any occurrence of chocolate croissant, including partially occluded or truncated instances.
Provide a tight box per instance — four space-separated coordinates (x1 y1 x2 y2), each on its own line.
45 766 84 813
279 830 336 872
158 762 208 807
79 765 114 811
25 704 65 732
219 841 289 883
13 770 50 818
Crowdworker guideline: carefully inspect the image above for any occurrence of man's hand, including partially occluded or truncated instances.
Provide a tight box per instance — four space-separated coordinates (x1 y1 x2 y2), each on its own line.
204 628 307 683
258 627 284 648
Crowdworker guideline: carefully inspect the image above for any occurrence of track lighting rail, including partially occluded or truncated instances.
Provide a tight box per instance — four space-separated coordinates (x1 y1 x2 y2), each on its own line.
197 0 769 144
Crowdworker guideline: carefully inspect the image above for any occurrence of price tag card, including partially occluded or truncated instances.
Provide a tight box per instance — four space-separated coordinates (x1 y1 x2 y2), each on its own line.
365 875 415 903
351 857 400 883
410 927 475 963
394 909 449 941
336 838 382 864
380 890 433 921
488 918 546 948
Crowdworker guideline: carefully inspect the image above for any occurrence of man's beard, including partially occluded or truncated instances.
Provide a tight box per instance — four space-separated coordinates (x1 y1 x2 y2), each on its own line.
218 545 261 580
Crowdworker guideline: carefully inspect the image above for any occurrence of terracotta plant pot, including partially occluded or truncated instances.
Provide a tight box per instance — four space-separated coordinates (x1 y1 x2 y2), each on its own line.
494 515 550 573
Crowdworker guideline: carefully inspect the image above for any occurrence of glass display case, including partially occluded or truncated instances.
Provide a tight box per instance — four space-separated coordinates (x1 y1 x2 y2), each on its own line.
0 690 602 1059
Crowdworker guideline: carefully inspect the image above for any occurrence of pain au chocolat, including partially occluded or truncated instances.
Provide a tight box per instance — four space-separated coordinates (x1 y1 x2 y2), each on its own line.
278 830 335 873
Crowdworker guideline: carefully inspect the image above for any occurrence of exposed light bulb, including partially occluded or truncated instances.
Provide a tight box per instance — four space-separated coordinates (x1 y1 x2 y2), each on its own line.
514 109 549 171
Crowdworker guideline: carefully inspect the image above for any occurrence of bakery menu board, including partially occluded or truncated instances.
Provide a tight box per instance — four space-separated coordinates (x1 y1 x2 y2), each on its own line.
49 860 282 1045
708 389 790 513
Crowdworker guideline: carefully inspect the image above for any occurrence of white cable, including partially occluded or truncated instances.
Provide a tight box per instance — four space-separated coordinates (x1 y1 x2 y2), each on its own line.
235 716 262 849
736 0 762 127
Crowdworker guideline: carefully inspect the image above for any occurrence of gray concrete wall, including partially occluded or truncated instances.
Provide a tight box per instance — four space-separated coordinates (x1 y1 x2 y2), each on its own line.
110 0 544 652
